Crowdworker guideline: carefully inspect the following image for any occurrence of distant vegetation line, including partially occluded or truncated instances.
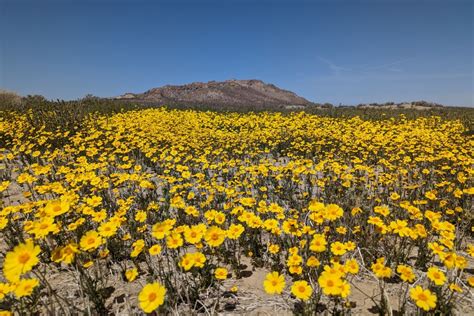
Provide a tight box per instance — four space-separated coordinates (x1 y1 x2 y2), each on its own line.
0 91 473 135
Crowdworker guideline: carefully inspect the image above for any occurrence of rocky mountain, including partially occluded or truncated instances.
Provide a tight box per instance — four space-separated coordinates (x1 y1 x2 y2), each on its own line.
115 79 317 109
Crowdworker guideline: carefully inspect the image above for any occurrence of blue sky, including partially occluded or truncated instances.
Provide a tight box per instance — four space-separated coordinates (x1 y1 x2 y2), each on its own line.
1 0 472 106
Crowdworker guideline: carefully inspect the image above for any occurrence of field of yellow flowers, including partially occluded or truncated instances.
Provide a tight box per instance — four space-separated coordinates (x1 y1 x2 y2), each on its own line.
0 108 473 315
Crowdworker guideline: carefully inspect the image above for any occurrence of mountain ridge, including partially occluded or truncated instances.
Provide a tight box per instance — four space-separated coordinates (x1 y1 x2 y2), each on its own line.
115 79 318 109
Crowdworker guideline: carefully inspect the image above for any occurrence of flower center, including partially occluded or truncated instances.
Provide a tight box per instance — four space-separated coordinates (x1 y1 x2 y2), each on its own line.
148 293 157 301
18 253 30 264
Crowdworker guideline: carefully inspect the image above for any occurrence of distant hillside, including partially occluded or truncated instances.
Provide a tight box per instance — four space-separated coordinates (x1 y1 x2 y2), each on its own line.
0 89 23 107
356 101 444 110
115 79 323 109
